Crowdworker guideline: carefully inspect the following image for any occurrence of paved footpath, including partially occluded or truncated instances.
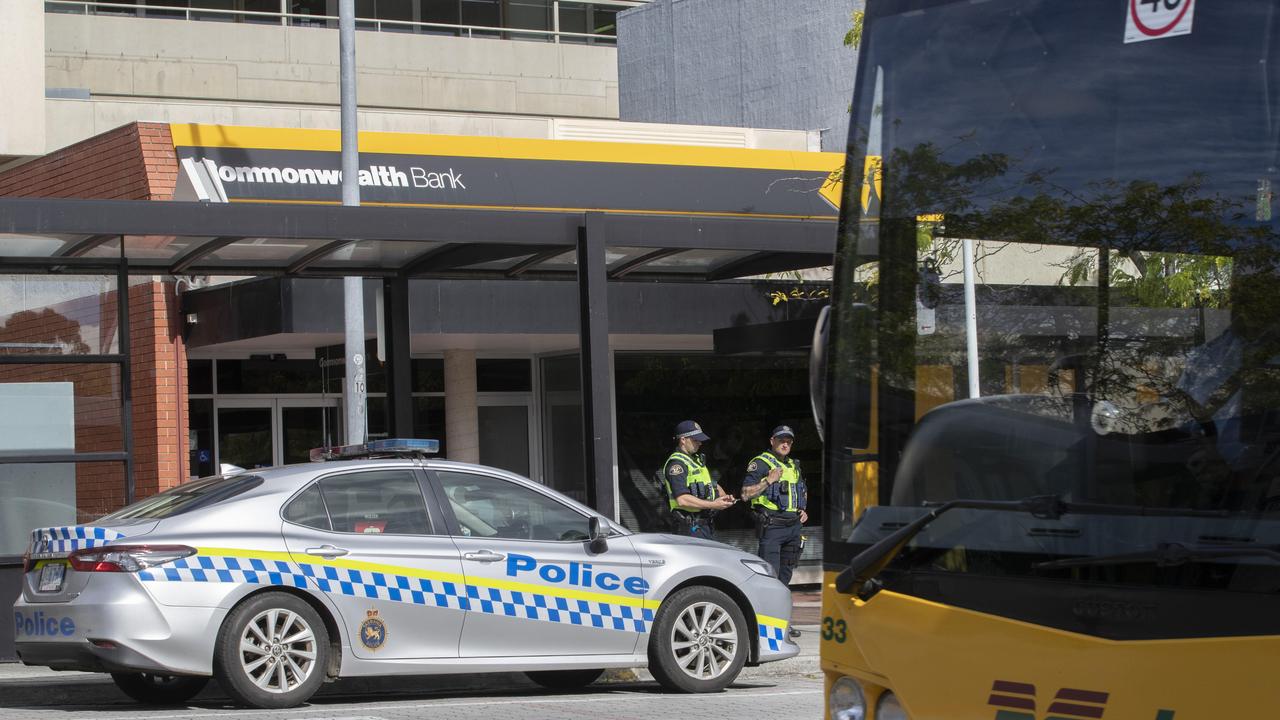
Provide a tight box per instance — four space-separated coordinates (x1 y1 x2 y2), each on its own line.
0 592 824 720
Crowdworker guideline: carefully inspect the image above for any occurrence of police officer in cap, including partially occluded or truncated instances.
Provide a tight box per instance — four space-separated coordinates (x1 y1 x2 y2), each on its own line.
742 425 809 586
661 420 734 539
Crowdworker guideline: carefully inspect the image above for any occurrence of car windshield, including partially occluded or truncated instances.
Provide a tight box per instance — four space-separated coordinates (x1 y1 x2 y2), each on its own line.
98 474 264 521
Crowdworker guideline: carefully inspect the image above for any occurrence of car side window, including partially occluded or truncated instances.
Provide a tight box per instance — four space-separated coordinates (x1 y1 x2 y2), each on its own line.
436 471 590 541
316 470 433 535
283 483 331 530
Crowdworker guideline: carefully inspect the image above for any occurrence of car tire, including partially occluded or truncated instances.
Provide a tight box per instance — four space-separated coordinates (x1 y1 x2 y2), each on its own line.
647 585 748 693
525 668 606 690
110 672 209 705
213 592 329 709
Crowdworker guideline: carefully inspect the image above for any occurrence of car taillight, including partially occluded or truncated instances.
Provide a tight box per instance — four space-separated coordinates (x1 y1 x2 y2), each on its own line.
22 549 33 574
67 545 196 573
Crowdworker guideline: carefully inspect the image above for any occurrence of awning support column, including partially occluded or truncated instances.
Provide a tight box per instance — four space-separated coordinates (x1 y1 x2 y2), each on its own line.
382 277 414 438
577 213 616 519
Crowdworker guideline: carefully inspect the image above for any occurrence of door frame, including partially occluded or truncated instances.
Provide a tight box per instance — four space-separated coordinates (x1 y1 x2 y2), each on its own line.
214 396 341 468
475 391 539 482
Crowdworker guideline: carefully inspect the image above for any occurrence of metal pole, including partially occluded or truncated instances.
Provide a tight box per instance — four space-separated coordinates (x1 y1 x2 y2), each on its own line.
962 238 980 398
340 0 366 445
117 254 135 502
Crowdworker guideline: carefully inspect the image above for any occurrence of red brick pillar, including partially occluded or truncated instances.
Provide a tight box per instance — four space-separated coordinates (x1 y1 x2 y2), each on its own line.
128 281 188 498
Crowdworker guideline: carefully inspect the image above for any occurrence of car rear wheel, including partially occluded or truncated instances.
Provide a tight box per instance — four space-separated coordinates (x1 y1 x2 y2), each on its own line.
525 668 605 690
214 592 329 709
110 672 209 705
647 585 748 693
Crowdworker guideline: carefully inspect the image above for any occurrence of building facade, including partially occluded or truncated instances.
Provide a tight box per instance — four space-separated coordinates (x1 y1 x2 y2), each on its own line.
0 0 841 660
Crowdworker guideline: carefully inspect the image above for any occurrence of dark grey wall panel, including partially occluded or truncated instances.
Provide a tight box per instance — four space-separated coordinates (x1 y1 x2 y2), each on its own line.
183 276 824 346
618 0 863 152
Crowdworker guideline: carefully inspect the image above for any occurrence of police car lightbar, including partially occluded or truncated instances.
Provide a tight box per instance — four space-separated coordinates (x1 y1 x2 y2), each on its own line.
309 438 441 462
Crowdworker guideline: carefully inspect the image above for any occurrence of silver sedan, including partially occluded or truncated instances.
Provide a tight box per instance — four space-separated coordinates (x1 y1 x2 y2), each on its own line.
14 445 798 708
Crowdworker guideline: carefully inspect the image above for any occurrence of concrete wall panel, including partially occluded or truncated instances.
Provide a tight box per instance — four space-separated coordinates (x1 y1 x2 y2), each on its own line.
42 12 620 155
0 2 45 161
619 0 862 152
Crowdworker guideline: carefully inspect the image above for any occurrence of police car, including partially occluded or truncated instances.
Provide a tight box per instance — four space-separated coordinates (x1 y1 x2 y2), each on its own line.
14 440 798 709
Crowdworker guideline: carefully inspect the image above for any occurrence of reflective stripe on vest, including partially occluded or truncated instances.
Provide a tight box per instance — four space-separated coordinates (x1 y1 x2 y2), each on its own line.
665 451 713 512
749 452 799 512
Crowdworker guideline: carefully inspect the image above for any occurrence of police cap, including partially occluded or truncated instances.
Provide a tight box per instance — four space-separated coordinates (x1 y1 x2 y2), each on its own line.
771 425 796 440
675 420 710 442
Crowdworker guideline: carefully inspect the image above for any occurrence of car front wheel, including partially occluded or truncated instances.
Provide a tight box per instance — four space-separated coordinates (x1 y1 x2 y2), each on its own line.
647 585 748 693
214 592 329 709
110 672 209 705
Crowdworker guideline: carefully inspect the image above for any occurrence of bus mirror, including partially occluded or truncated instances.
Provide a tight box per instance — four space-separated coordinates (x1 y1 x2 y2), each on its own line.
810 305 832 442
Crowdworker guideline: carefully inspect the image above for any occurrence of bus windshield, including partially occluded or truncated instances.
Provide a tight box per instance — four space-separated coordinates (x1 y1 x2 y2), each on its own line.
825 0 1280 614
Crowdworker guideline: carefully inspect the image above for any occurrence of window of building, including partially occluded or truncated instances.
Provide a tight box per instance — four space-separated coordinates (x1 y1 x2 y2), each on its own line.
412 358 445 392
217 358 327 394
189 398 215 478
420 0 461 33
557 2 616 44
0 274 131 557
504 0 550 41
57 0 622 41
460 0 501 37
477 358 532 392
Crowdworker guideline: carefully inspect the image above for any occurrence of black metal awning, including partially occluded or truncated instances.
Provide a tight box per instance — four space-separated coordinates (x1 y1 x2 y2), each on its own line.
0 198 835 281
0 196 836 525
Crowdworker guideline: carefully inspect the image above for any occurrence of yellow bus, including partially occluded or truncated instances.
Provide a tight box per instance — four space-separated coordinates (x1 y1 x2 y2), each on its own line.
816 1 1280 718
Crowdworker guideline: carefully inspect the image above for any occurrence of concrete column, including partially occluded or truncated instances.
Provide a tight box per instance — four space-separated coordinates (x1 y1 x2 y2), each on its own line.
0 1 45 159
444 349 479 463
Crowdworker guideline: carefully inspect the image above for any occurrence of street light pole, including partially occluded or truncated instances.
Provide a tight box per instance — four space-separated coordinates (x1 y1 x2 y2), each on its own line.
339 0 366 445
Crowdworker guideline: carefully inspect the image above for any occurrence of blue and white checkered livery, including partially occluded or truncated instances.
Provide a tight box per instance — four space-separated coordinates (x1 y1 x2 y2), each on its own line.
29 526 126 554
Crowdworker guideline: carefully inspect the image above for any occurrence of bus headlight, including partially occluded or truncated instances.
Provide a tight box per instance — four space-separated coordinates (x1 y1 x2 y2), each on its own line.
828 676 867 720
877 691 910 720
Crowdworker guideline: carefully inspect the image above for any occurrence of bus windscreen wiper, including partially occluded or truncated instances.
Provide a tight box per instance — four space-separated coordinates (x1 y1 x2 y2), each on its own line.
1035 542 1280 570
834 495 1227 596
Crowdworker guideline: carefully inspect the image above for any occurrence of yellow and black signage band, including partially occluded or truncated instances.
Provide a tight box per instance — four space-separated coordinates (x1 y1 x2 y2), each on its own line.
172 124 843 218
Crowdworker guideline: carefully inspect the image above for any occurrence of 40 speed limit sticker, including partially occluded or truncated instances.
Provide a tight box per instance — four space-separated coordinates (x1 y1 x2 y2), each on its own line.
1125 0 1195 44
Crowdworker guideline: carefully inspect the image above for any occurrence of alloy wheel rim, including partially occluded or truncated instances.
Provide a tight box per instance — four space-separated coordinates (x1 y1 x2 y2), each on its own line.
669 601 738 680
237 608 317 694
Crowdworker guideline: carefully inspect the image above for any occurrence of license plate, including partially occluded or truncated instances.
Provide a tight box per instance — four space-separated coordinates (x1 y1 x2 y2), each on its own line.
38 562 65 593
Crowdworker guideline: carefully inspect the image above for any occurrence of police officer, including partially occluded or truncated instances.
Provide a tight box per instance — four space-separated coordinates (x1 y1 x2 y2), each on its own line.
742 425 808 585
661 420 734 539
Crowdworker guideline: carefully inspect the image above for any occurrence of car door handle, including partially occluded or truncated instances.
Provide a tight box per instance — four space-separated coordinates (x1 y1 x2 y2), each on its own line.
304 545 349 558
463 550 506 563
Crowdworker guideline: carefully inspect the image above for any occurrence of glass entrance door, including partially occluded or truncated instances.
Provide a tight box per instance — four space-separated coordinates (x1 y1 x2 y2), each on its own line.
216 404 273 471
215 398 341 470
477 394 535 478
280 402 342 465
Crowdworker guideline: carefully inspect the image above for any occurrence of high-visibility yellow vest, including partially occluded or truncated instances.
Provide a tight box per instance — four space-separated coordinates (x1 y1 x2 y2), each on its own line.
663 451 713 513
749 452 800 512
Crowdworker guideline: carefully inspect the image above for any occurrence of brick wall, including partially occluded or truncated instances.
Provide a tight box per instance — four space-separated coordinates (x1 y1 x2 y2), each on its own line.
0 122 187 515
0 122 176 200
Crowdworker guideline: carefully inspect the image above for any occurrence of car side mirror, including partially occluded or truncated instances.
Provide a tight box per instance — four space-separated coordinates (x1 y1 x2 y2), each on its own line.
588 516 609 554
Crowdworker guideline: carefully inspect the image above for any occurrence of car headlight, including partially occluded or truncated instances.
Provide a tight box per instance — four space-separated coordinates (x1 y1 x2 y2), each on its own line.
741 558 775 577
828 676 866 720
877 692 910 720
